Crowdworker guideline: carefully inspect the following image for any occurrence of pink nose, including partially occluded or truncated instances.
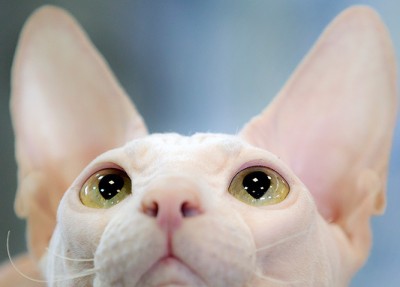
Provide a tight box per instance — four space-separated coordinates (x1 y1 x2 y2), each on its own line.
141 177 203 230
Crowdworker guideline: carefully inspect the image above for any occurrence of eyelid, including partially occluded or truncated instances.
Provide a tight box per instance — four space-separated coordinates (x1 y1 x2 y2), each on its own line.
231 159 292 187
72 162 128 193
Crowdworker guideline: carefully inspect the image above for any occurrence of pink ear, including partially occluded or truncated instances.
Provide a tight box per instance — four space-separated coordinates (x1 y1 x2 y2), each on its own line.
11 5 147 259
240 6 397 230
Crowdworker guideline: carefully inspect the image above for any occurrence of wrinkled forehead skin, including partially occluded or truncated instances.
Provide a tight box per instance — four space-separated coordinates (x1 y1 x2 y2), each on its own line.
82 133 298 199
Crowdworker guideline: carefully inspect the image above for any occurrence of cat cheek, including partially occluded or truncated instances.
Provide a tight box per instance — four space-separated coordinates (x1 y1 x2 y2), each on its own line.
54 188 111 254
241 186 321 275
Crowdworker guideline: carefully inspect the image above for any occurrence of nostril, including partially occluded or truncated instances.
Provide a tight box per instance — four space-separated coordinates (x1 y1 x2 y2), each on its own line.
141 184 203 230
143 201 158 217
143 200 201 218
181 201 201 217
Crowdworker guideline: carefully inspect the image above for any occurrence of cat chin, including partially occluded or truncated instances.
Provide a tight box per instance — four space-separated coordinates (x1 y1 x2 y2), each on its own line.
127 256 206 287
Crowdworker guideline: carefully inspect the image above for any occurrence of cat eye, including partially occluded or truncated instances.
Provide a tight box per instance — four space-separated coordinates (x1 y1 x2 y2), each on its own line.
228 166 289 206
80 168 132 208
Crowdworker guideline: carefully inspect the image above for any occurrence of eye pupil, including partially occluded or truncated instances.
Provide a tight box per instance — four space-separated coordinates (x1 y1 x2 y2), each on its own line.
98 174 125 200
242 171 271 199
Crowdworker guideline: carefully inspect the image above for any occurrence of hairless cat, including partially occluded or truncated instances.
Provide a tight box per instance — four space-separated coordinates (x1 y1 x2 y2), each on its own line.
0 5 397 287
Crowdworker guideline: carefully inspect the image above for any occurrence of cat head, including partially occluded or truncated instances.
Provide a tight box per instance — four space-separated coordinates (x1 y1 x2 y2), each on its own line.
11 5 397 286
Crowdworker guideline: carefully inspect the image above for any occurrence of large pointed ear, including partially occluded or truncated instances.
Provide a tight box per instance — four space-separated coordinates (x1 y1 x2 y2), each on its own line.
11 5 147 260
240 6 397 258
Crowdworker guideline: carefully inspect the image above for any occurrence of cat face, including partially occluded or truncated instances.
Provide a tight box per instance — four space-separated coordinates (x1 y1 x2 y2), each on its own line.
46 134 338 286
8 4 397 287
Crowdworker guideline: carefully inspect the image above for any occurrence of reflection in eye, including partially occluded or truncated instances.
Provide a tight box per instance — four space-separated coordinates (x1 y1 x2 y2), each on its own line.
228 166 289 206
80 168 132 209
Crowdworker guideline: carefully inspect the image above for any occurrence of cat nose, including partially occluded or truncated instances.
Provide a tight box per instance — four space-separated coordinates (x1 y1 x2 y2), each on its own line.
141 177 203 230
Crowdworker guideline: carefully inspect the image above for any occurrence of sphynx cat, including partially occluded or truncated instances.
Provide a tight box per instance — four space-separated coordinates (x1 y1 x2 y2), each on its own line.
0 5 397 287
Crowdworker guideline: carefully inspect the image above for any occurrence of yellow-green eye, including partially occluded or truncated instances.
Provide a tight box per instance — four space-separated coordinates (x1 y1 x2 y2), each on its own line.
80 168 132 208
228 166 289 206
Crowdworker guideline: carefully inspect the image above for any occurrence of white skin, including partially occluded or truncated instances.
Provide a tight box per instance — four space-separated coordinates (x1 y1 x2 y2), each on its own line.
0 5 397 287
46 134 341 286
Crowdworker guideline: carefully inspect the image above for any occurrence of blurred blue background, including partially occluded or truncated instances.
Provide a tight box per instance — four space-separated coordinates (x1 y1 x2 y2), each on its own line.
0 1 399 286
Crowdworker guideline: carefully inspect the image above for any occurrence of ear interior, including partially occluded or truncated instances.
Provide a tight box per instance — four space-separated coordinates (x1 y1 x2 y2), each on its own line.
11 5 148 260
240 6 397 264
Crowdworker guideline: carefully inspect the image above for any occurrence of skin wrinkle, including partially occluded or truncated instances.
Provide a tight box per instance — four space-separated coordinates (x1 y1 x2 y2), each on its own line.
123 141 154 174
124 134 245 182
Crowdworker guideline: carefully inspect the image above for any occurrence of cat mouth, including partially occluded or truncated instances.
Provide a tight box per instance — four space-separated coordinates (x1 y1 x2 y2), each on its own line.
136 255 207 287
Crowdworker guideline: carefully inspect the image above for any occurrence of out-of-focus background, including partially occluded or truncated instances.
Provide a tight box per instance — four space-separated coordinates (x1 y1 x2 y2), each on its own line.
0 1 399 286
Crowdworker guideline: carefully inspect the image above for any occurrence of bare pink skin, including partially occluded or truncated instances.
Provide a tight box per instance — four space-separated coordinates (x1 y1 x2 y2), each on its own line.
0 5 397 287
